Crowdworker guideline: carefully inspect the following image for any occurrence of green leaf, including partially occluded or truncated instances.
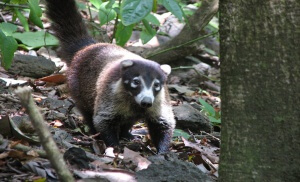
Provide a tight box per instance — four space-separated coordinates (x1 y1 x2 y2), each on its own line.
162 0 183 21
115 23 134 46
0 22 18 36
99 2 117 26
140 19 156 44
208 116 221 124
0 31 18 70
12 31 58 49
145 13 160 26
11 0 27 4
89 0 102 9
208 17 219 30
28 0 43 28
173 129 190 139
105 0 115 9
199 98 215 116
14 9 29 32
76 1 86 10
152 0 157 12
204 47 217 56
120 0 153 26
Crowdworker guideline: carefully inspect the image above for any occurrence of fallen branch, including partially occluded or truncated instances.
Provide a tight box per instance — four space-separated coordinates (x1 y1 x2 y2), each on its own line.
15 87 74 182
11 143 47 158
142 0 219 64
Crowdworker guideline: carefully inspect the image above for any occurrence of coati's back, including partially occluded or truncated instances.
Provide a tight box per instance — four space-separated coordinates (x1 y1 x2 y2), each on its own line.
46 0 176 153
46 0 142 118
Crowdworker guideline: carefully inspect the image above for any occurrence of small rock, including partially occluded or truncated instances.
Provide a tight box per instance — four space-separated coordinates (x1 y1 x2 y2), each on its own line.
159 14 184 38
39 98 73 110
46 110 66 120
28 50 37 56
136 155 212 182
37 47 67 72
173 103 211 132
7 54 56 78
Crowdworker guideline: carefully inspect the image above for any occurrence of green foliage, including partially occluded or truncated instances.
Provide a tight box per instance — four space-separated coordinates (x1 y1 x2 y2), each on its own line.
140 20 156 44
105 0 115 9
199 98 221 125
173 129 190 139
0 22 18 35
14 9 29 32
144 13 160 26
0 0 45 69
13 31 58 49
87 0 185 46
28 0 43 28
98 2 117 26
115 23 134 46
120 0 153 26
161 0 183 21
0 22 18 69
0 0 208 69
0 31 18 70
89 0 102 9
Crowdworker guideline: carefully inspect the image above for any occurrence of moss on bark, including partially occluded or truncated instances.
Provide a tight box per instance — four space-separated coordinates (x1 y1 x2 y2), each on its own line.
219 0 300 181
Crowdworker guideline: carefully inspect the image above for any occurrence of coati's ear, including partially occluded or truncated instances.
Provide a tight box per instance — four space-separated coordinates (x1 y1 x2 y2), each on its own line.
160 64 171 76
121 60 134 68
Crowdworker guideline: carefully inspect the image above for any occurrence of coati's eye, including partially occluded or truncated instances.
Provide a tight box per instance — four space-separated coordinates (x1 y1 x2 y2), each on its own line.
131 77 140 88
153 80 161 91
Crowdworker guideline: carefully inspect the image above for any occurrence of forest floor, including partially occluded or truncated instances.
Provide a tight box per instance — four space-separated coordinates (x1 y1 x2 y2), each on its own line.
0 54 220 181
0 6 220 182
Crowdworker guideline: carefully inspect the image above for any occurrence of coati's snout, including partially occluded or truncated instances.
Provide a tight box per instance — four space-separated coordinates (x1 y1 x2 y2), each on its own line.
121 60 171 108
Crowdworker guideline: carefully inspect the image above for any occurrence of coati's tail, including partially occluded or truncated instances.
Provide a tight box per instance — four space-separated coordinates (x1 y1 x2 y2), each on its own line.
45 0 96 64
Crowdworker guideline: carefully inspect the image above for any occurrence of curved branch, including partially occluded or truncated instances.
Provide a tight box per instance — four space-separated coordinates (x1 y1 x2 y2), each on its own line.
142 0 219 64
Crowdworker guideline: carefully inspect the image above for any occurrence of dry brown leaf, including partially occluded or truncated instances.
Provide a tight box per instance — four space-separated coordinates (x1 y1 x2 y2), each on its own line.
0 152 9 159
38 74 66 84
123 147 151 171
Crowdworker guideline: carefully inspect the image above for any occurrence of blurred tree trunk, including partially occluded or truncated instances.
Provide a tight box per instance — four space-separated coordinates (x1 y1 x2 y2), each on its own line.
219 0 300 181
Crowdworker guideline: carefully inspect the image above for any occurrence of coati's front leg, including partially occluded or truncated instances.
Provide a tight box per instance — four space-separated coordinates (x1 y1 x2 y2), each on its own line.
147 117 174 153
119 122 135 140
93 112 120 147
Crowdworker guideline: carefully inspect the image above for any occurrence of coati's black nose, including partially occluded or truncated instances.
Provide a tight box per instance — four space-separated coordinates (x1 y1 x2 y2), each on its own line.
141 97 153 108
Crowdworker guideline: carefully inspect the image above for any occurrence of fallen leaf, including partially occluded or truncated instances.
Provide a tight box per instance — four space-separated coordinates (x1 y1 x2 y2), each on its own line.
0 152 9 159
50 120 63 127
123 147 151 171
74 169 136 182
38 74 66 84
168 84 195 96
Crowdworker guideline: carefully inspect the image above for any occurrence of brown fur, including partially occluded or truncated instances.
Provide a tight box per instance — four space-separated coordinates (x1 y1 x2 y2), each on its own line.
45 0 176 153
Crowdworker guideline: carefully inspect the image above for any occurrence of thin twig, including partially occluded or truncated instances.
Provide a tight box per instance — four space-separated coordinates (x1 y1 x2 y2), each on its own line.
0 2 29 9
200 131 220 143
0 11 7 22
111 0 122 43
12 143 47 158
172 66 219 82
146 31 218 59
15 87 75 182
0 94 20 103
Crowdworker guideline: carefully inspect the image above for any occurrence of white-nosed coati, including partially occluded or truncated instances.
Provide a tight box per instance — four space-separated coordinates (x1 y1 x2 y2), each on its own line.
45 0 176 153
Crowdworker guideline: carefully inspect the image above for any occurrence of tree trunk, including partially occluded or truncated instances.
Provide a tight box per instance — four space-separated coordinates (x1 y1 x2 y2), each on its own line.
219 1 300 181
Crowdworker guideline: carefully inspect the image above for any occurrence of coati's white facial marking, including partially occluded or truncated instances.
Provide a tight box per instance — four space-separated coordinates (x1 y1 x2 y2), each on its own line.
124 80 129 84
133 76 162 108
153 79 161 91
131 77 140 88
